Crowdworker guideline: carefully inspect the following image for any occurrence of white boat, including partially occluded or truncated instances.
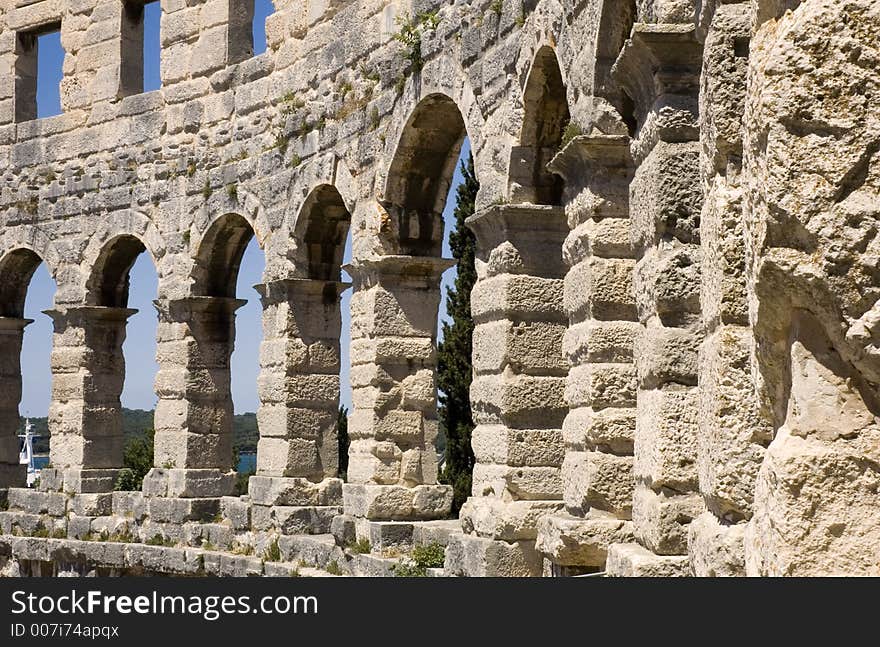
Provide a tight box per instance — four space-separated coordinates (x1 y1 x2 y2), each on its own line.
18 419 42 487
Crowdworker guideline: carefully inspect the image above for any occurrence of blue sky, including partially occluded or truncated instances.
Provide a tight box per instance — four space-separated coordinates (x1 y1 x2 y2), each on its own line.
20 0 466 417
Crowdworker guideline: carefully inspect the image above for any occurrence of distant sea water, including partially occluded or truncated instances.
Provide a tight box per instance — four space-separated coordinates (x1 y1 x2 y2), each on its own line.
32 453 257 474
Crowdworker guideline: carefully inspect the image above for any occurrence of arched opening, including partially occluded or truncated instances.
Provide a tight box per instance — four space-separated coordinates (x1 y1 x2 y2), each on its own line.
230 235 265 484
594 0 638 135
382 93 467 257
193 213 255 299
343 93 468 508
0 249 54 487
253 185 351 483
154 212 260 478
74 235 159 490
510 46 570 205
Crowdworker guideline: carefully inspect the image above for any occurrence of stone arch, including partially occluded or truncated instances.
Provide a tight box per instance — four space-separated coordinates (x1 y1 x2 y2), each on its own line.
381 93 468 256
293 184 353 281
85 234 151 308
509 45 570 205
0 248 46 318
191 212 259 298
594 0 638 135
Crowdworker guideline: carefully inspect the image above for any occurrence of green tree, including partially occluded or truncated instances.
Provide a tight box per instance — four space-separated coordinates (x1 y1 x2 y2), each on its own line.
438 152 479 513
337 405 349 480
114 429 154 491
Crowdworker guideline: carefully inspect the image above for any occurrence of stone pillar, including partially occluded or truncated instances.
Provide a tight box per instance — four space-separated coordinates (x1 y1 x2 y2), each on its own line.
446 204 568 577
536 134 639 575
0 318 31 487
605 24 705 576
144 297 243 498
41 306 136 493
344 256 453 520
689 2 768 577
246 279 344 527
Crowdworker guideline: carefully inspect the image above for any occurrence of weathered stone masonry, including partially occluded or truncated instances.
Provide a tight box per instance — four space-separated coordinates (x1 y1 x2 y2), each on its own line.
1 0 879 577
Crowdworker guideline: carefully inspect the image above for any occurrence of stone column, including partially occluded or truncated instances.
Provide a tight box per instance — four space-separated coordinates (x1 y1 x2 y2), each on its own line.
689 2 769 576
344 255 453 520
0 318 31 487
145 297 243 498
446 204 568 577
41 306 136 493
247 279 345 530
536 134 639 575
605 24 706 577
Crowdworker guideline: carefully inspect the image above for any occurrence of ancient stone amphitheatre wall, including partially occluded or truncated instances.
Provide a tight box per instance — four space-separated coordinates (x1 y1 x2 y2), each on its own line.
0 0 878 577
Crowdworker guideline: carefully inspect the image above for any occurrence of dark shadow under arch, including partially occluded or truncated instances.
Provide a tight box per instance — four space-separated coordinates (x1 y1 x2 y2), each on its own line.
193 213 257 298
383 93 467 256
296 185 352 282
0 249 44 318
510 45 570 205
87 235 148 307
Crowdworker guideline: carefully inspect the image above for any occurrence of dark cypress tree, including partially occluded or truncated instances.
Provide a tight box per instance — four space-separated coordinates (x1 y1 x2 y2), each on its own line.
438 152 479 513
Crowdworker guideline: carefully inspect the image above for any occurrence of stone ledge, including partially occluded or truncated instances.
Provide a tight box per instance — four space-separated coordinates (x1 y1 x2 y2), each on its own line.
444 532 542 577
605 543 691 577
247 476 342 506
342 484 452 521
536 513 634 568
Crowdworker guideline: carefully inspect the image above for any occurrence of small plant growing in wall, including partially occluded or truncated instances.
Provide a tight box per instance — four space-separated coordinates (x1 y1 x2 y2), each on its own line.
325 560 342 575
347 538 372 554
392 11 440 74
263 537 282 562
560 119 583 147
491 0 504 15
226 184 238 201
202 179 212 200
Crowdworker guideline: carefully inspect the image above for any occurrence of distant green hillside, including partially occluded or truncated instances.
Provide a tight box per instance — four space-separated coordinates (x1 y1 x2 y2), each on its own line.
22 409 259 455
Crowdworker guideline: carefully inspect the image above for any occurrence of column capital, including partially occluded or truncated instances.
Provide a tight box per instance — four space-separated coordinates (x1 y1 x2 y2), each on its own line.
466 205 568 279
254 278 351 307
0 316 33 333
43 306 138 326
548 134 633 183
345 255 455 288
611 23 703 147
152 296 246 321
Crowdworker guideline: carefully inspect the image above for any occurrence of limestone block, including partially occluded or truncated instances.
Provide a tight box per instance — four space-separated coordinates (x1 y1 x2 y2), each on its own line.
564 257 636 321
565 364 636 409
354 519 414 551
470 374 567 428
471 425 564 468
68 493 113 517
688 512 745 577
632 488 703 556
605 543 691 577
698 326 770 520
536 513 635 567
471 464 562 501
470 275 565 321
459 497 563 541
146 497 220 524
219 496 251 530
111 492 146 521
142 468 234 498
562 451 633 517
444 533 542 577
634 388 699 490
472 320 567 374
563 320 638 366
251 504 341 535
7 489 67 516
635 325 699 388
562 407 635 455
247 475 343 506
342 483 452 521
